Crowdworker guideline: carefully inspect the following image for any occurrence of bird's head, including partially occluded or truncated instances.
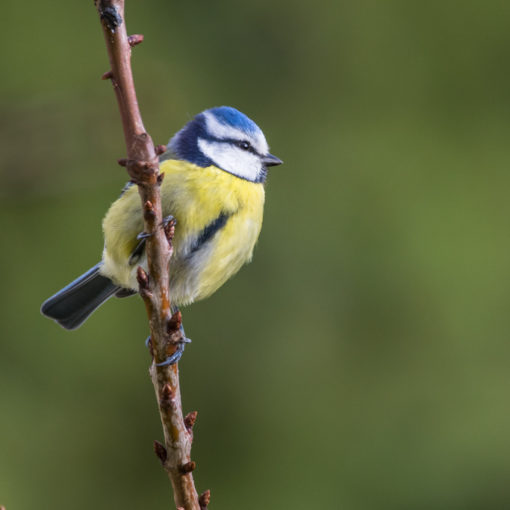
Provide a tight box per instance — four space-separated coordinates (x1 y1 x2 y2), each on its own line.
168 106 282 183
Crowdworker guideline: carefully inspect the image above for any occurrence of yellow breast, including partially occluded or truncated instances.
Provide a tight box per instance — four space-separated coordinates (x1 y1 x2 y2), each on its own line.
101 159 265 305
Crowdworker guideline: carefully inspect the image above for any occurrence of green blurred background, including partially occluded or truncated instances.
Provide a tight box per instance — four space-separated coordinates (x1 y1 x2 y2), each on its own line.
2 1 510 508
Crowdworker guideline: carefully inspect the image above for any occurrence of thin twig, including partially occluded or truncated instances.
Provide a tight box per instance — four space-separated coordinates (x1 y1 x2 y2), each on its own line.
93 1 203 508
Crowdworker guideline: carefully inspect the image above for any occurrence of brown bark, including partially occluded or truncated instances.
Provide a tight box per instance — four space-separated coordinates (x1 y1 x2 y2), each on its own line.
93 2 205 508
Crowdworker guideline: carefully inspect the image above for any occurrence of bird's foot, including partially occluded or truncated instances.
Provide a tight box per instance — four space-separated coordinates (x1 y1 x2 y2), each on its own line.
161 215 177 242
145 334 191 367
130 216 176 265
137 215 176 240
156 336 192 366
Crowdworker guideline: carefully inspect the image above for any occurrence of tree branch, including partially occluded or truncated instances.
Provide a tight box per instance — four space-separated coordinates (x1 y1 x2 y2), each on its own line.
93 1 205 508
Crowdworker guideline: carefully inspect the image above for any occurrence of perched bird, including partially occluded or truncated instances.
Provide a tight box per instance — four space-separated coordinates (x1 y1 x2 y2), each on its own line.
41 106 282 353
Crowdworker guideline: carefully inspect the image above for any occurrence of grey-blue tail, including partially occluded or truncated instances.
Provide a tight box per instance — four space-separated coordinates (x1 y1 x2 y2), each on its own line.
41 263 120 330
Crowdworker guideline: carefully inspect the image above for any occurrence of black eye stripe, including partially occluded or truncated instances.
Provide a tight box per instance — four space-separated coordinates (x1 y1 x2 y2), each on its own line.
208 136 262 157
235 140 258 155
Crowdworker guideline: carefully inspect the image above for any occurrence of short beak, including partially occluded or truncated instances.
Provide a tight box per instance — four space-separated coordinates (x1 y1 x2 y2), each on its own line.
262 153 283 167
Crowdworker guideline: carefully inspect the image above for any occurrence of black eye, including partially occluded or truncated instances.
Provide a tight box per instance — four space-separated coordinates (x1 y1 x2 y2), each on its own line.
237 141 252 151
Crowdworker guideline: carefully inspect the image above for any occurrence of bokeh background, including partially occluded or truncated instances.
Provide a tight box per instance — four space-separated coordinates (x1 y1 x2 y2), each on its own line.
2 1 510 509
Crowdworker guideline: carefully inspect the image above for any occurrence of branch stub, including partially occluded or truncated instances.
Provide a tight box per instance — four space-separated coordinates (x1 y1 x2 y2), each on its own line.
154 440 168 465
180 461 196 474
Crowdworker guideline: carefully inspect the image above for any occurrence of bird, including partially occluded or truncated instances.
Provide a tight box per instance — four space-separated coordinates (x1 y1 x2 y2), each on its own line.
41 106 282 362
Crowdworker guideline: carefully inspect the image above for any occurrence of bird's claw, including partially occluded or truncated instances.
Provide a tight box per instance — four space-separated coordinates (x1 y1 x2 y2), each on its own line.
136 231 152 240
161 215 176 228
145 334 191 367
137 215 177 241
156 336 191 366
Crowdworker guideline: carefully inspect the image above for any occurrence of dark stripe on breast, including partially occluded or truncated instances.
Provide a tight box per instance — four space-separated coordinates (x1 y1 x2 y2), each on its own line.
189 212 231 254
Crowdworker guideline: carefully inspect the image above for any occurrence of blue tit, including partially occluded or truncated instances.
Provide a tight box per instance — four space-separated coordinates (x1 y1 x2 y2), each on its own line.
41 106 282 331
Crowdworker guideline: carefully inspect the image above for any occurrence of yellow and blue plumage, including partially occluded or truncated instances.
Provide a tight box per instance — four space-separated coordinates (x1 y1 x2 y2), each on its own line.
41 106 282 330
102 159 265 304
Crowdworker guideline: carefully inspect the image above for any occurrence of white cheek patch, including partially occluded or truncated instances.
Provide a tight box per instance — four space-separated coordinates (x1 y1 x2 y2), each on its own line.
198 138 263 182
